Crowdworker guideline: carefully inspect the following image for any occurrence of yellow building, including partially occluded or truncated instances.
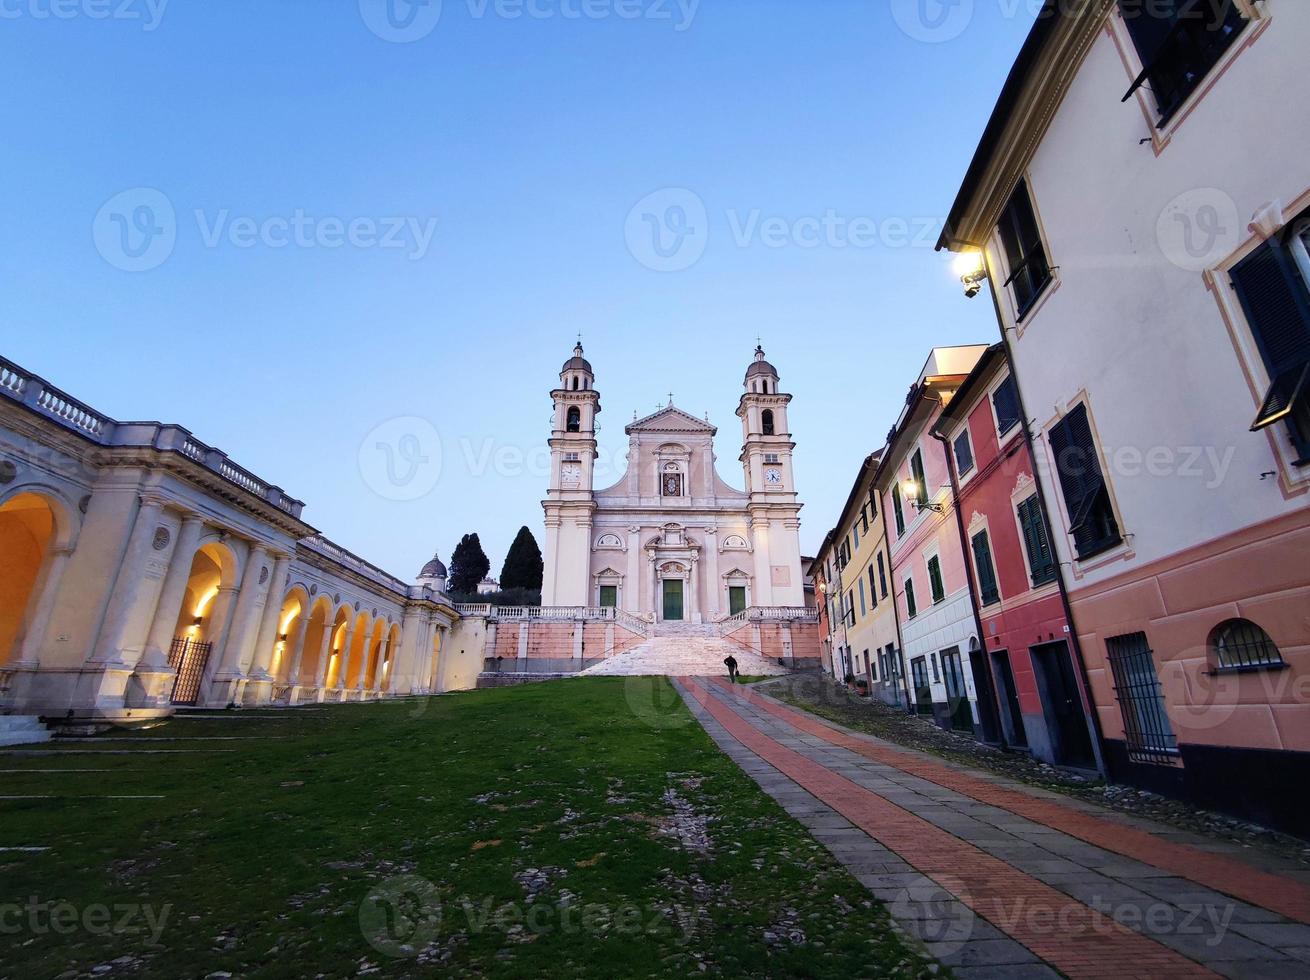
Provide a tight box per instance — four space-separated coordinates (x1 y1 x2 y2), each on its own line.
816 451 903 705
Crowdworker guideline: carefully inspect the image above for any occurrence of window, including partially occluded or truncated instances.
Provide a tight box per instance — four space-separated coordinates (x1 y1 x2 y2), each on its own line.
927 555 945 604
1209 619 1285 671
876 553 888 598
954 430 975 476
598 585 617 608
564 452 581 462
992 375 1021 435
1048 404 1122 559
866 650 875 681
997 179 1052 317
762 409 776 435
904 577 917 619
867 566 878 609
930 652 940 683
852 522 860 550
661 471 683 497
764 453 780 464
1120 0 1249 126
1017 495 1057 587
1229 222 1310 463
857 579 867 617
910 450 928 507
860 508 869 535
971 530 1000 606
729 585 747 616
867 490 877 518
1106 631 1178 764
892 483 905 536
845 592 856 628
566 407 581 432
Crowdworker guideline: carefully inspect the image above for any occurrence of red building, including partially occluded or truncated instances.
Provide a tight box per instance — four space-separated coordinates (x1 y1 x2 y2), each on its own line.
933 345 1101 770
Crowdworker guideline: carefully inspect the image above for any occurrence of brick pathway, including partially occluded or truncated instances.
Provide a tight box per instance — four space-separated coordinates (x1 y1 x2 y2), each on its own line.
674 676 1310 980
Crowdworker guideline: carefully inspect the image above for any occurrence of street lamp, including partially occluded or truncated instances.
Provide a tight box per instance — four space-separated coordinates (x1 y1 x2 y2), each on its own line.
953 249 987 299
901 477 945 514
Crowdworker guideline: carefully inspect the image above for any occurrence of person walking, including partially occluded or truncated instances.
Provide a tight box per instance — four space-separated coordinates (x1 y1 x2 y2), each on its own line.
724 653 739 683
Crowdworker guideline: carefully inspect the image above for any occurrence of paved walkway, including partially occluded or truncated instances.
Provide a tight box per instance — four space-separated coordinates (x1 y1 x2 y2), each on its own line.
580 635 789 677
674 676 1310 980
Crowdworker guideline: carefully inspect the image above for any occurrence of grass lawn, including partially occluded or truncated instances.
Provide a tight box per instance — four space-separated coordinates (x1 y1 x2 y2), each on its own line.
1 678 938 978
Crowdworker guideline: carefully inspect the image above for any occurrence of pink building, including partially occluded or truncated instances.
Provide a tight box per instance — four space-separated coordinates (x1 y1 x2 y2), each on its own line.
875 346 1001 740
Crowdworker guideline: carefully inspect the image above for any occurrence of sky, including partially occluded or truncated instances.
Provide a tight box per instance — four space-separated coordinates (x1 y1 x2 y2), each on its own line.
0 0 1038 580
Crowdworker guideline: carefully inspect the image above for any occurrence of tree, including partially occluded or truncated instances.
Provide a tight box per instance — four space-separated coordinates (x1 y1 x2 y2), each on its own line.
500 526 544 590
448 533 490 595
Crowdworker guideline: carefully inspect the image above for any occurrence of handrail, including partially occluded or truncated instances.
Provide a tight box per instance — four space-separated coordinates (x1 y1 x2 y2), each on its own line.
0 353 305 517
450 604 649 636
719 606 819 635
300 536 411 595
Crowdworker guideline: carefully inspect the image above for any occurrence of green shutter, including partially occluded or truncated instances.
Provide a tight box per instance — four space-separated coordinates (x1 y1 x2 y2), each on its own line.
1018 496 1057 586
905 579 917 619
892 483 905 535
910 451 928 506
971 530 1000 606
927 556 944 604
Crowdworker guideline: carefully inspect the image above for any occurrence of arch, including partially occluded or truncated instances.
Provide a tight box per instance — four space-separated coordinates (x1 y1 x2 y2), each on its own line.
572 376 579 391
362 616 387 689
171 539 241 649
267 584 311 685
324 605 353 687
566 406 581 432
294 594 337 688
595 533 623 549
379 621 402 691
0 482 81 552
721 534 749 551
1208 619 1284 670
761 409 775 436
0 491 59 664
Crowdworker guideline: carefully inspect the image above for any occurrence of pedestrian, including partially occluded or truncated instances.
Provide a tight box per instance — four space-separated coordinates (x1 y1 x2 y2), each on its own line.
724 654 739 683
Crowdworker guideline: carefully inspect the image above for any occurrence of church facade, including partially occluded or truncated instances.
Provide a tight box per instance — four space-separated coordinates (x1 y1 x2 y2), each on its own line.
541 344 805 623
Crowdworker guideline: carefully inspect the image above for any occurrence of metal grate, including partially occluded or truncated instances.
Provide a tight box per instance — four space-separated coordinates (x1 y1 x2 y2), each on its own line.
168 636 213 706
1211 619 1284 670
1106 632 1178 765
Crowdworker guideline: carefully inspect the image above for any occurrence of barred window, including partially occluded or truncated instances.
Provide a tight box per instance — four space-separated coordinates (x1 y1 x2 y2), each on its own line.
1209 619 1284 671
1106 632 1177 764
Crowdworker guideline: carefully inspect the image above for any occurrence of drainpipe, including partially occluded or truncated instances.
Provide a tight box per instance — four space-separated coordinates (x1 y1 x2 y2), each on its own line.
980 258 1108 777
929 413 997 745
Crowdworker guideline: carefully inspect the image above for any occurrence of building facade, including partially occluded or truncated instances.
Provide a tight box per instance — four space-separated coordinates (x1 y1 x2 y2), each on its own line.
939 0 1309 829
541 344 806 623
934 345 1101 768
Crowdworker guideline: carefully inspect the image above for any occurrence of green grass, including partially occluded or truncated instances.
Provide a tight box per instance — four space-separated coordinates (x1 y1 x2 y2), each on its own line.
1 679 937 978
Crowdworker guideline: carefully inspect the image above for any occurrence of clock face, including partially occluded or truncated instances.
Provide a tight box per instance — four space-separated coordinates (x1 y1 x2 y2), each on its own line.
562 464 581 483
765 468 782 485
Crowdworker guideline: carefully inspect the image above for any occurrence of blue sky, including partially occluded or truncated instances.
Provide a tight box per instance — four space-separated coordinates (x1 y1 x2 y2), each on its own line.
1 0 1035 579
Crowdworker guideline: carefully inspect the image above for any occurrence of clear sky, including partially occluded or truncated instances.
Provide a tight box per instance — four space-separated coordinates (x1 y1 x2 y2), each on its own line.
1 0 1036 580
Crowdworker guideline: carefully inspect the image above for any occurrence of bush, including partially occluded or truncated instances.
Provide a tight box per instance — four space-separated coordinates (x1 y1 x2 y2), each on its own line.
445 587 542 607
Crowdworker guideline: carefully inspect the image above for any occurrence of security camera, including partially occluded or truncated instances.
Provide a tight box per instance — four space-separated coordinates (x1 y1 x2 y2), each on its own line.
964 281 982 299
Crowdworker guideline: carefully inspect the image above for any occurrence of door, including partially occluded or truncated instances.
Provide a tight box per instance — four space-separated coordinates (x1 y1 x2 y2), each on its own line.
968 648 1003 744
940 647 973 733
598 585 617 608
990 650 1028 748
662 579 684 621
911 656 932 715
728 585 746 616
1032 641 1096 768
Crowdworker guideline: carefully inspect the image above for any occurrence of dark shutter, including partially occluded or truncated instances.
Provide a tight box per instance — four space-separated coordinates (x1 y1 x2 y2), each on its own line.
910 450 928 506
1230 238 1310 377
1049 405 1121 558
905 578 917 619
972 531 1000 606
993 376 1021 434
927 556 945 604
1018 496 1057 586
868 566 878 609
954 431 974 475
892 483 905 535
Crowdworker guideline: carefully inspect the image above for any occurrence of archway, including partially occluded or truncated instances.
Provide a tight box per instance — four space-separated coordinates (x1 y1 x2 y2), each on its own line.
295 596 336 690
167 541 239 704
0 493 57 665
268 587 309 692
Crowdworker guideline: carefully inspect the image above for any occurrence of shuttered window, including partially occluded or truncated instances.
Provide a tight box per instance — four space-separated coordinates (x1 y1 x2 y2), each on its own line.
954 430 975 476
1229 229 1310 463
904 578 917 619
910 450 928 507
892 482 905 535
997 180 1051 317
971 530 1000 606
993 375 1021 435
868 565 878 609
1017 495 1057 586
1119 0 1248 125
877 553 888 598
927 555 945 604
1048 404 1122 559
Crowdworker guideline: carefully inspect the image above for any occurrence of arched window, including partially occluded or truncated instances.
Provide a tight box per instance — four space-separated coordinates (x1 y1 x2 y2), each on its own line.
1209 619 1284 670
763 380 770 394
762 409 775 435
572 377 579 391
566 407 581 432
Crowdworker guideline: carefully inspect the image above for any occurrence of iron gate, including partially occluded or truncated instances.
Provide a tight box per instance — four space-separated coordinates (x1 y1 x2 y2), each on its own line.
168 636 213 706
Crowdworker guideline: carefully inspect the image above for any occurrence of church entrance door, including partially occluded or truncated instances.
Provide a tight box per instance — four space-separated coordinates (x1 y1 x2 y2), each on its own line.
662 580 684 621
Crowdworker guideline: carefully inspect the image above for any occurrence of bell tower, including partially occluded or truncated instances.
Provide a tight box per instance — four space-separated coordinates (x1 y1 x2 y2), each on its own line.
737 345 803 606
541 342 600 606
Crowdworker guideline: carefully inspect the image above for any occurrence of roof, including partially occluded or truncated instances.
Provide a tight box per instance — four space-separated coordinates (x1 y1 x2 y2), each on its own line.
419 553 447 578
831 450 885 540
936 1 1065 251
561 342 593 375
625 404 716 435
934 344 1007 431
744 344 778 382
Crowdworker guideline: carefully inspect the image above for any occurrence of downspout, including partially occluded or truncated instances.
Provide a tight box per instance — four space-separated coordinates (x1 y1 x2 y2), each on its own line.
981 255 1108 776
928 406 996 744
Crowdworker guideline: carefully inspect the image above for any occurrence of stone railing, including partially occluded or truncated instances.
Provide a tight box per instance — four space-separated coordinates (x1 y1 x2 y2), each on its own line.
0 354 305 517
452 604 649 636
301 535 411 596
718 606 818 635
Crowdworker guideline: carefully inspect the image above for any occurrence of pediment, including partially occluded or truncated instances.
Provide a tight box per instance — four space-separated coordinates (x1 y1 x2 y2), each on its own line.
626 405 716 435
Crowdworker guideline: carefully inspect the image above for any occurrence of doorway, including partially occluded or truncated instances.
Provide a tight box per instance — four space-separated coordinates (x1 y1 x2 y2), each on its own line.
728 585 746 616
990 650 1028 748
910 656 932 715
968 646 1003 744
1032 641 1096 768
662 579 684 621
940 647 973 733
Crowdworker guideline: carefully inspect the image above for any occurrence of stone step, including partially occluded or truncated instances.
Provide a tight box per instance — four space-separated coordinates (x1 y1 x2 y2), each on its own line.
580 636 789 677
0 716 52 747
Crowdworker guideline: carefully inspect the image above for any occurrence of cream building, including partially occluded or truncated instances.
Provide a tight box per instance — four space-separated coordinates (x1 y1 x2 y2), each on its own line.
541 344 806 624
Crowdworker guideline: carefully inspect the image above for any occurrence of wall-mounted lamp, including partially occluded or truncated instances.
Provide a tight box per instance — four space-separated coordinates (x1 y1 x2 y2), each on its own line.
953 250 987 299
278 633 289 643
901 479 945 514
191 616 204 628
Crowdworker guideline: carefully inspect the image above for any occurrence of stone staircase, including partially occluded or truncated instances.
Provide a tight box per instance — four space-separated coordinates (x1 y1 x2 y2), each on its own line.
579 634 790 678
0 715 52 747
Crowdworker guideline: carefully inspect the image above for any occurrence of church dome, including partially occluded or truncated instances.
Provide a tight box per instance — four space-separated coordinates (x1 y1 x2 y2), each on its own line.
561 342 593 376
419 552 447 579
744 345 778 382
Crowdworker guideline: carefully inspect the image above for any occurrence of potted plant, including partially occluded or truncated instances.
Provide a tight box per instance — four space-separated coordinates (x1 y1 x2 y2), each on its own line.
843 672 856 691
855 678 869 697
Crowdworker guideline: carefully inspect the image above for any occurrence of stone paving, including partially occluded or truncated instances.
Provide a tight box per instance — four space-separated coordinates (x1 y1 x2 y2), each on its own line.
673 676 1310 980
579 635 789 677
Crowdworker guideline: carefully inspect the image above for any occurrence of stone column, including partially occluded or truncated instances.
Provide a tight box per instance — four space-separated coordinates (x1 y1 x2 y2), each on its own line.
207 542 269 705
92 496 167 666
355 632 377 694
311 620 335 700
688 557 700 624
703 527 720 621
138 515 206 669
334 622 356 692
11 545 74 668
431 625 447 692
281 609 310 689
243 554 292 705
